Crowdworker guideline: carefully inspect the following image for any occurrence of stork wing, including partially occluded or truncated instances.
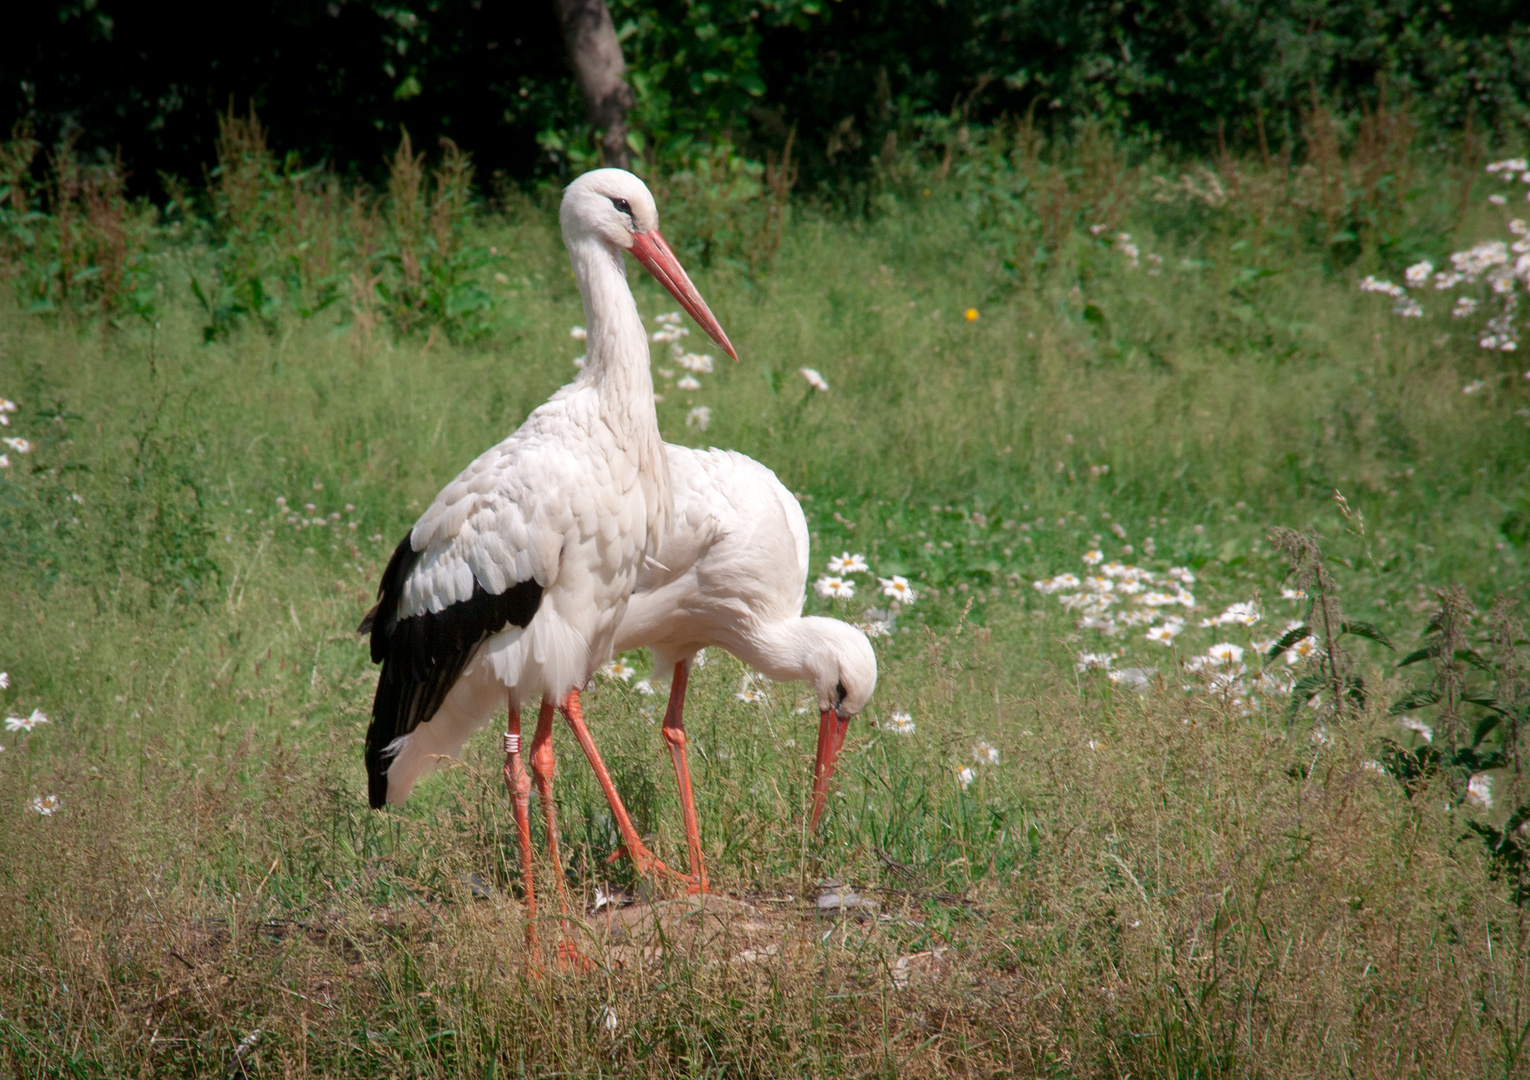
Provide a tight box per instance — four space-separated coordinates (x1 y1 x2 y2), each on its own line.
361 443 566 808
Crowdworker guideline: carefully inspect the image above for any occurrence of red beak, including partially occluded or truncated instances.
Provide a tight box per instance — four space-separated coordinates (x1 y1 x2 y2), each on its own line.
809 707 850 831
628 229 738 361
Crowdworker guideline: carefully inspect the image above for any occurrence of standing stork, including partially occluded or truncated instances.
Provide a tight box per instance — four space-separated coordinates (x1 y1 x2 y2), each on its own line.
360 169 736 941
611 446 877 889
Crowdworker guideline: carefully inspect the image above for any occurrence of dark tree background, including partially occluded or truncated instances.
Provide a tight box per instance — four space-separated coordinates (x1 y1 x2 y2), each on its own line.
5 0 1528 198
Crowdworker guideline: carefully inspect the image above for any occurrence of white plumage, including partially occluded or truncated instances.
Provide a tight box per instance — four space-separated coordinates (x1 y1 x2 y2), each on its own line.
612 445 878 884
361 169 736 933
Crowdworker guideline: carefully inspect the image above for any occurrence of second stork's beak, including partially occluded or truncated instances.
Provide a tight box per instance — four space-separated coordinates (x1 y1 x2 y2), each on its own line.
809 707 851 832
628 229 738 361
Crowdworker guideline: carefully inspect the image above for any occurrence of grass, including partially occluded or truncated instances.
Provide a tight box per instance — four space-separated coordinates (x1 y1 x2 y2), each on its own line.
1 142 1529 1077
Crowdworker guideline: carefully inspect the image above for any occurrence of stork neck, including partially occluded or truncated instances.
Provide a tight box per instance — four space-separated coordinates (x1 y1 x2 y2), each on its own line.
568 235 654 406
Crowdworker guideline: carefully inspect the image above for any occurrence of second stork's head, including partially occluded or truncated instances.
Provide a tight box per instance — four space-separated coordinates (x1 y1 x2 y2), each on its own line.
798 617 878 831
561 168 736 360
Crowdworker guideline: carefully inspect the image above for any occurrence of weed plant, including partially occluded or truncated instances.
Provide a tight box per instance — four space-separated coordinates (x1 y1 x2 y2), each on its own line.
1 116 1529 1076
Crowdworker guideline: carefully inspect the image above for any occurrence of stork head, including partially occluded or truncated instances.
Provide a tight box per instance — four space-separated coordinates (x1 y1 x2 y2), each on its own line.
561 168 736 360
799 618 878 831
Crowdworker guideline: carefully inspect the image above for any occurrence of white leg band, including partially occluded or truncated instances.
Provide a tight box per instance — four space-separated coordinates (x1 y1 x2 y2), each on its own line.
503 732 520 755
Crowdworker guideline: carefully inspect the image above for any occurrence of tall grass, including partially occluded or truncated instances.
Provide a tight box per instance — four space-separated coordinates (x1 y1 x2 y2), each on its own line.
0 115 1528 1076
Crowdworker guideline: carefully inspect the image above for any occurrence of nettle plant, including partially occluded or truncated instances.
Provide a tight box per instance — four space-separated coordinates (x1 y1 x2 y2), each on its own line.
1358 155 1530 360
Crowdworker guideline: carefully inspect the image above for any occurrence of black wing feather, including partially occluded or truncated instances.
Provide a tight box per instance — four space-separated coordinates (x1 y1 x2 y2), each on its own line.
362 531 543 808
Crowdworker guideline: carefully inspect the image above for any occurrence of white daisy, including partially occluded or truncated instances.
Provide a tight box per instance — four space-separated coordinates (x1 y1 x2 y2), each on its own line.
956 766 976 791
1405 261 1433 287
971 740 1000 766
1467 773 1494 809
827 552 869 574
1218 601 1260 626
601 659 636 683
28 794 60 816
0 672 7 689
1075 652 1113 672
655 311 682 325
1398 716 1433 743
2 437 31 454
1280 588 1307 600
676 374 702 391
633 679 655 696
1166 566 1195 584
1283 636 1319 665
570 325 587 340
4 709 49 733
1052 573 1081 590
799 367 830 392
676 352 714 374
878 575 916 604
1082 549 1103 566
735 686 766 704
1207 642 1245 665
883 712 915 735
815 575 856 600
1145 625 1179 645
685 406 711 431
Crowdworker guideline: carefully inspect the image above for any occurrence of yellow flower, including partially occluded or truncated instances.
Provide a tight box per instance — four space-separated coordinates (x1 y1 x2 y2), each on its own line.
964 308 979 321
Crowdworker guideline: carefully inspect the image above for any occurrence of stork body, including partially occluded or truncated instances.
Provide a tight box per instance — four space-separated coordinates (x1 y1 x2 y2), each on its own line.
613 446 877 886
361 169 735 944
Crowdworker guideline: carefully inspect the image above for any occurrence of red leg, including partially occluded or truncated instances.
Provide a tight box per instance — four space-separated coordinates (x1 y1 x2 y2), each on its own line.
528 696 590 969
560 687 683 882
809 708 850 831
502 700 537 957
660 660 708 892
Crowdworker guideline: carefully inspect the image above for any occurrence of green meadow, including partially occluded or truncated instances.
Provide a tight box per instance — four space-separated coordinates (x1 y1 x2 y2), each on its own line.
2 127 1529 1076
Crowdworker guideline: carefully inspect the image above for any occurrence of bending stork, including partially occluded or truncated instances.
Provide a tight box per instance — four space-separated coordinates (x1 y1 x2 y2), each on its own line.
612 446 877 889
360 168 735 942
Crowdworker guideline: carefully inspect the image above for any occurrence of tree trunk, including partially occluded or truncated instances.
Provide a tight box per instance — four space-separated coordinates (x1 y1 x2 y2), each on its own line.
551 0 635 170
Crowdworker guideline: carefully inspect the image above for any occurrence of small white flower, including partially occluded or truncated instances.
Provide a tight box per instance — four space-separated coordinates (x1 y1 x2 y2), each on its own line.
1405 261 1433 287
676 374 702 391
815 575 856 600
799 367 830 392
1218 601 1260 627
971 740 1000 766
655 311 682 325
1284 635 1319 665
1398 715 1434 743
676 352 714 374
1280 588 1307 600
1462 379 1487 395
1052 573 1080 590
633 679 655 696
878 576 916 604
572 354 586 369
570 326 587 340
0 672 7 689
827 552 869 574
956 766 977 790
1489 194 1508 207
1453 296 1479 318
1145 625 1179 645
29 794 60 816
0 398 15 414
2 437 31 454
883 711 915 735
4 709 49 733
601 659 636 683
1467 772 1494 810
1075 652 1113 672
1207 642 1245 665
1082 549 1103 566
735 687 766 704
1166 566 1196 584
685 405 712 431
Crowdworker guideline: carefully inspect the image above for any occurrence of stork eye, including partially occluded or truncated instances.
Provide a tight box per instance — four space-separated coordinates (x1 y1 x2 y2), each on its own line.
835 680 847 704
609 197 633 218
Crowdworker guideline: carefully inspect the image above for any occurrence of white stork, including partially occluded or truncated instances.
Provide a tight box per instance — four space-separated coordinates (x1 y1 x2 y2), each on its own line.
359 169 735 934
609 446 877 889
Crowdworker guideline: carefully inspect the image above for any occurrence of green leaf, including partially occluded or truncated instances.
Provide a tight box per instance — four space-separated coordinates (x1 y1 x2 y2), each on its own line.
1471 714 1502 747
1341 620 1394 649
1397 644 1439 667
1268 625 1310 660
1388 687 1439 715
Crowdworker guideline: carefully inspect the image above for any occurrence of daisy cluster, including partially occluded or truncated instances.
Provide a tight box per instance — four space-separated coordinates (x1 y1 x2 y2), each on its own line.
1091 225 1165 275
1032 550 1195 638
3 667 59 816
1358 158 1530 356
275 493 363 535
0 396 29 470
812 551 917 638
957 739 1001 790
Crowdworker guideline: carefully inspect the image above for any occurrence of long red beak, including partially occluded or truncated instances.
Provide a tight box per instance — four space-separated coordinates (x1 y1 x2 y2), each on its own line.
809 707 850 831
628 229 738 361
